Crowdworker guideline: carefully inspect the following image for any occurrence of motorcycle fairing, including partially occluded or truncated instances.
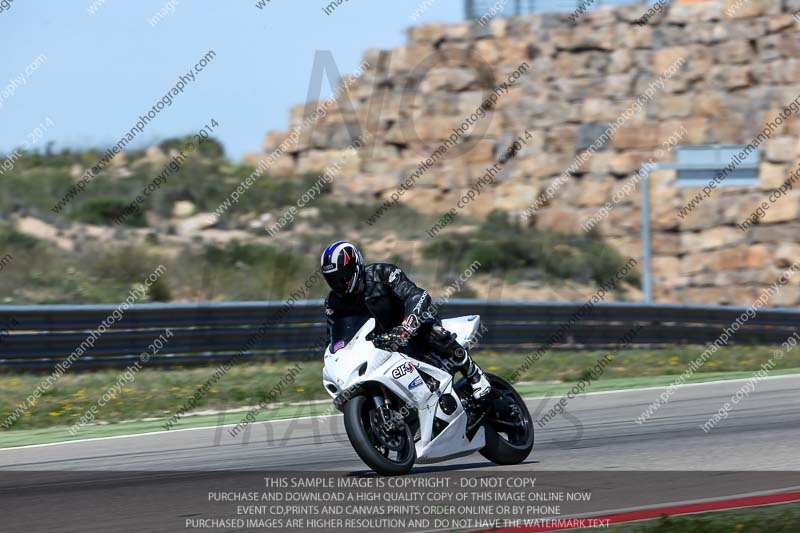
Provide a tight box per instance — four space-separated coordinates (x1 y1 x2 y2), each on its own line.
323 318 486 462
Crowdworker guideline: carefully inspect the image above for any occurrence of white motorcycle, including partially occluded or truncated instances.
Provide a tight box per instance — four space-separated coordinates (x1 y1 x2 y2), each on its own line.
323 315 534 475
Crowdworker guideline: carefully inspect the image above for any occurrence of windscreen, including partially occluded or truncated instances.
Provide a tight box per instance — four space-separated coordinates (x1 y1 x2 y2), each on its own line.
329 315 370 353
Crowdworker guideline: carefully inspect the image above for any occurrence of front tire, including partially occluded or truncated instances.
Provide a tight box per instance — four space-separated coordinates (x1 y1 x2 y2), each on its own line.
480 374 534 465
343 395 416 476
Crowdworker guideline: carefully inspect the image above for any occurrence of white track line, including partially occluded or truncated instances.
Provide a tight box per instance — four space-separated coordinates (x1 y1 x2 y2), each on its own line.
2 373 797 451
522 372 800 401
0 413 342 451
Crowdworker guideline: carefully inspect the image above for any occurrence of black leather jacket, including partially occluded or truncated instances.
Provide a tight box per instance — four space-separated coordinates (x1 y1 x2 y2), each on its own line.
324 263 433 340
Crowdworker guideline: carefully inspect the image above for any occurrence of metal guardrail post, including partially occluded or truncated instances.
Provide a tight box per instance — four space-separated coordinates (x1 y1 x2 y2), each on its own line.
640 161 699 304
640 165 653 304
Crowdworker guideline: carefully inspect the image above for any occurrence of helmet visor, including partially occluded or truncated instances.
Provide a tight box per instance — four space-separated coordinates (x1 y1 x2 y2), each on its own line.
323 263 357 295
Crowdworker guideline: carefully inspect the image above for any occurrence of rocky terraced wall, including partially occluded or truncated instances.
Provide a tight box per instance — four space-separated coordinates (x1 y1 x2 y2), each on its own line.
246 0 800 306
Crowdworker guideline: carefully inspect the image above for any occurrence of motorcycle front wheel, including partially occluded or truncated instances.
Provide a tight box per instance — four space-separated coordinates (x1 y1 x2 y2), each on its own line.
343 394 416 476
479 374 534 465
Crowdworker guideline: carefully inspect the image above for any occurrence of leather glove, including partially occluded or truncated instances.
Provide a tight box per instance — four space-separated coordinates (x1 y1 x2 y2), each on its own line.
371 326 410 351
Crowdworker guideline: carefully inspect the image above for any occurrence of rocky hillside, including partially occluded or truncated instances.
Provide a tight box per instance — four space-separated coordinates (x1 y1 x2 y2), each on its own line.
0 145 639 304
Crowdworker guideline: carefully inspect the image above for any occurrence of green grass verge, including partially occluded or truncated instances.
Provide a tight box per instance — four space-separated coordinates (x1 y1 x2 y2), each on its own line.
0 401 336 448
4 343 798 428
4 344 798 432
6 369 800 449
1 350 798 448
575 501 800 532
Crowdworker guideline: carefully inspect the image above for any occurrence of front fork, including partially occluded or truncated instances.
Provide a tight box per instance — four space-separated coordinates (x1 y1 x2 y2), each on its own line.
373 386 399 431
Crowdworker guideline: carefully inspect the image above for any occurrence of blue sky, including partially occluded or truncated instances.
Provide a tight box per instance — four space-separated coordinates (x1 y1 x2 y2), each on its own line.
0 0 469 162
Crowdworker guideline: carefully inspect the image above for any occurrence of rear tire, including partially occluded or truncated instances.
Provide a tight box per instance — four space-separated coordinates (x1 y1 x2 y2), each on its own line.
343 395 416 476
479 374 534 465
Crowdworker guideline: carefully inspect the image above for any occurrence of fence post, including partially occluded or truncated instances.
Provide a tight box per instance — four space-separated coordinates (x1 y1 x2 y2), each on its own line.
640 165 653 304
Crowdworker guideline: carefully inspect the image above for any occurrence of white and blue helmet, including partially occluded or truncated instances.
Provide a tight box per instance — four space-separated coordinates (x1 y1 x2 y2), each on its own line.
320 241 364 295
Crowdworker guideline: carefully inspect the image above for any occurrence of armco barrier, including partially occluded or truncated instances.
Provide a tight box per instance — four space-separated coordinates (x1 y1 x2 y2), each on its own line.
0 300 797 370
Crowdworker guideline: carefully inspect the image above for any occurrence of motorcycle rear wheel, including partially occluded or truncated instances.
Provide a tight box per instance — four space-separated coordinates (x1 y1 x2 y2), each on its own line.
479 374 534 465
343 395 416 476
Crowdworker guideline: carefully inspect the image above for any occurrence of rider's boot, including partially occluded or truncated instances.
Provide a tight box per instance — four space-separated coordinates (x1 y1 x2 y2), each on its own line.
431 324 491 400
455 350 491 400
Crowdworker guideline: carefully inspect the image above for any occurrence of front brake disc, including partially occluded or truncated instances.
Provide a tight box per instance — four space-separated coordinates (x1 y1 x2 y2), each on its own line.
369 409 406 452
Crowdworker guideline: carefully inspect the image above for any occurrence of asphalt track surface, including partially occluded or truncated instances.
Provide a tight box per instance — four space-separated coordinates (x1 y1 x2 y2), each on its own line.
1 375 798 532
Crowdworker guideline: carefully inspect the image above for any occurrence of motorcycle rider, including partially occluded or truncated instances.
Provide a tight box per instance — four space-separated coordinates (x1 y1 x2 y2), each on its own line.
321 241 491 399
